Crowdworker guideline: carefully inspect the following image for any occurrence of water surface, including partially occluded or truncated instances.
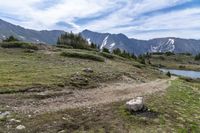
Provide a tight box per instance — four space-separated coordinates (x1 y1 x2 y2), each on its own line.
160 69 200 79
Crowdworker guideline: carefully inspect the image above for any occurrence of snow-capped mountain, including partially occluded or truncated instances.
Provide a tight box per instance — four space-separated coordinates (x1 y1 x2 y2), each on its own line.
0 19 200 55
81 30 200 55
150 39 175 53
0 19 64 44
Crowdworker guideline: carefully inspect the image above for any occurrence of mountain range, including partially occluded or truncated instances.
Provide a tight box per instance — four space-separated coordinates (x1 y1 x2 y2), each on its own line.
81 30 200 55
0 19 64 44
1 19 200 55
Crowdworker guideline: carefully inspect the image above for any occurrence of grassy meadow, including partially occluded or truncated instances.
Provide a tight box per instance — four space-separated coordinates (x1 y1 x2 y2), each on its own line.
0 42 199 132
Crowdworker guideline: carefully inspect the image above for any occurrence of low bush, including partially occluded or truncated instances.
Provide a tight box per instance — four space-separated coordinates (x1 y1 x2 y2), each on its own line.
61 51 105 62
100 52 115 59
3 36 19 42
102 48 110 53
56 45 73 49
151 52 165 55
165 52 175 56
179 65 186 69
113 48 135 60
159 56 165 60
195 53 200 61
179 53 192 56
166 71 171 77
0 42 38 50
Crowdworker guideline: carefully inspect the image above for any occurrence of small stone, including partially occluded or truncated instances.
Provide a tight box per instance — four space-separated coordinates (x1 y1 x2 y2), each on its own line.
10 119 21 123
82 68 93 73
16 125 25 130
62 117 67 120
126 97 144 112
58 130 65 133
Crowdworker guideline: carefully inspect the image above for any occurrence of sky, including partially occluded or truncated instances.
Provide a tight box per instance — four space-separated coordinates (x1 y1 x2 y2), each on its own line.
0 0 200 40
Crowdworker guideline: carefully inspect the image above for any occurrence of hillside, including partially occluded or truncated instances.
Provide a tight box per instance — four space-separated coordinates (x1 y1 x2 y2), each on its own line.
0 19 64 44
0 42 199 132
149 53 200 71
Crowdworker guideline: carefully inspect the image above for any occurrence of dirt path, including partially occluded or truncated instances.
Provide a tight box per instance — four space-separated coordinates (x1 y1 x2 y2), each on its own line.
1 77 176 115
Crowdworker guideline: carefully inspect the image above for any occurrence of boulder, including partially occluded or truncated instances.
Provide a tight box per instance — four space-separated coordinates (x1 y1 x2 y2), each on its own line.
16 125 25 130
126 97 144 112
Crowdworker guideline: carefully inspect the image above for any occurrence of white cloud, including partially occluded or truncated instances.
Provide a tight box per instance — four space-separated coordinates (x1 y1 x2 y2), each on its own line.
0 0 199 39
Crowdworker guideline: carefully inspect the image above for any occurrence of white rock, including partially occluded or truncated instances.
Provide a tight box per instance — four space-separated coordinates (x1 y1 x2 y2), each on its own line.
126 97 144 112
0 111 10 119
58 130 66 133
10 119 21 123
83 68 93 73
16 125 25 130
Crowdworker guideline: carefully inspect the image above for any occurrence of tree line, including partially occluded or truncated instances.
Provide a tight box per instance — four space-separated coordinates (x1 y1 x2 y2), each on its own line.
57 32 137 60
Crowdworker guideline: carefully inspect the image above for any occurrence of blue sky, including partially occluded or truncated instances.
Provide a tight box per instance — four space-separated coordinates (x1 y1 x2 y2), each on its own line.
0 0 200 39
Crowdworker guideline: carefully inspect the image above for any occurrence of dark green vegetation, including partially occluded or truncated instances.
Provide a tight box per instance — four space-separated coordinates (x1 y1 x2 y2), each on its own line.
0 41 39 50
1 78 199 132
195 53 200 61
166 71 171 77
60 51 105 62
57 32 91 50
57 32 137 60
149 52 200 71
113 48 136 59
0 36 38 50
2 35 19 42
102 47 110 53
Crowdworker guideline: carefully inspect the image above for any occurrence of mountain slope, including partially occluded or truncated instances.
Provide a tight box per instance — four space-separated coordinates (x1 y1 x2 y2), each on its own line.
81 30 200 55
0 19 64 44
0 19 200 54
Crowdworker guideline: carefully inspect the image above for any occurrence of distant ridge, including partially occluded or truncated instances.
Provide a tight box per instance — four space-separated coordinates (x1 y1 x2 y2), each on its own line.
0 19 200 55
0 19 64 44
81 30 200 55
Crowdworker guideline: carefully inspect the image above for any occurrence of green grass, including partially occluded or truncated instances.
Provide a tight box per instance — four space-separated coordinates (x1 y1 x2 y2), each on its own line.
99 52 115 59
61 51 105 62
0 41 39 50
2 78 199 132
0 46 168 132
150 54 200 71
0 48 161 93
119 79 200 132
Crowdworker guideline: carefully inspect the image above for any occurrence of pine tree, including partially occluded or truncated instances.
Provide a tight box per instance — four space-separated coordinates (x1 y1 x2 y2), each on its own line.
113 48 121 55
102 47 110 53
3 36 19 42
57 32 89 49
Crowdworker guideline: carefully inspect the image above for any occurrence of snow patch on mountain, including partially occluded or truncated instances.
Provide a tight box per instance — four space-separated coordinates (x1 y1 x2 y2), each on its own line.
109 43 115 50
165 38 175 52
100 35 109 50
19 35 25 39
151 38 175 53
86 38 91 44
110 43 115 48
168 39 175 45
